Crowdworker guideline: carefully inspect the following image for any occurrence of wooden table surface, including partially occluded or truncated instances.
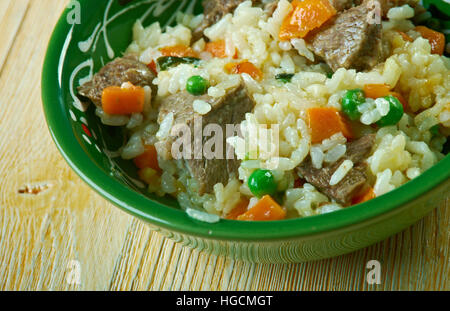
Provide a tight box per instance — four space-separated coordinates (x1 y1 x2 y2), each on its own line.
0 0 448 291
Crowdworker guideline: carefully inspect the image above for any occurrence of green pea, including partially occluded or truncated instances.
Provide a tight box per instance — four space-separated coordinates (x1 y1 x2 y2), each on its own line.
248 169 278 198
341 89 366 121
186 75 209 96
376 95 404 127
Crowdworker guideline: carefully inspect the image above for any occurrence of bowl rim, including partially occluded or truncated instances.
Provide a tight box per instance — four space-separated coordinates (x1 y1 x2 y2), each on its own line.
42 1 450 242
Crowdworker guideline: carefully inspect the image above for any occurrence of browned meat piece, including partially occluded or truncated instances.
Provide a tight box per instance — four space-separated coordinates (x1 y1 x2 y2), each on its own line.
77 56 156 107
264 0 357 18
156 82 255 194
329 0 418 13
264 1 279 16
330 0 359 11
309 2 383 71
345 134 376 163
192 0 261 42
297 134 375 205
264 0 357 17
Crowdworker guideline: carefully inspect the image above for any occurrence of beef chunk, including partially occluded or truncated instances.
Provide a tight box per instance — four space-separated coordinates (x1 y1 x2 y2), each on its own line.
309 2 383 71
265 0 356 19
77 56 156 107
156 82 255 194
329 0 418 13
344 134 376 163
264 1 279 16
192 0 261 42
329 0 359 11
297 134 375 205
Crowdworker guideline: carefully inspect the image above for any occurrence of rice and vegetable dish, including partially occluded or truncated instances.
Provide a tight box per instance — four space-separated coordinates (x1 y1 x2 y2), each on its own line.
77 0 450 221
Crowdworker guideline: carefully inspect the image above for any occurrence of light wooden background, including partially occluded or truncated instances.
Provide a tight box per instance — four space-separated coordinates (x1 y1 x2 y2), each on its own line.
0 0 448 291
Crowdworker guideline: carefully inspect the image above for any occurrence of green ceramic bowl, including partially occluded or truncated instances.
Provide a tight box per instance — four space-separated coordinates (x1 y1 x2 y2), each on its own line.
42 0 450 263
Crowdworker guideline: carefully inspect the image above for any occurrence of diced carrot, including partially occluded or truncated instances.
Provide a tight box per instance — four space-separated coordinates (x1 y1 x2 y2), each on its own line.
363 84 391 99
396 31 413 42
133 145 161 173
415 26 445 55
101 84 145 115
306 107 353 144
237 195 286 221
364 84 409 111
226 198 250 220
225 61 263 81
159 44 198 57
338 116 353 140
147 60 158 75
206 40 227 58
224 62 237 73
352 187 376 205
205 40 238 59
279 0 337 41
237 61 263 80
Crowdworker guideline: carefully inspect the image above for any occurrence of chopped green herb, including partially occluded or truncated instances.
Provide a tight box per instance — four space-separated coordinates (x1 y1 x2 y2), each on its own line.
327 72 334 79
275 73 295 83
157 56 201 71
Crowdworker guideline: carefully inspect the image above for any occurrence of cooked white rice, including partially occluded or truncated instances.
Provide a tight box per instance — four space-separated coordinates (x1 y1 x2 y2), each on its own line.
105 1 449 219
330 160 354 186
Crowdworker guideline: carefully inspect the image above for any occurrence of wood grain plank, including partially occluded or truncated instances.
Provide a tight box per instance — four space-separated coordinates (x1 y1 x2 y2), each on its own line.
0 0 448 292
0 0 133 291
170 246 194 290
0 0 30 74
